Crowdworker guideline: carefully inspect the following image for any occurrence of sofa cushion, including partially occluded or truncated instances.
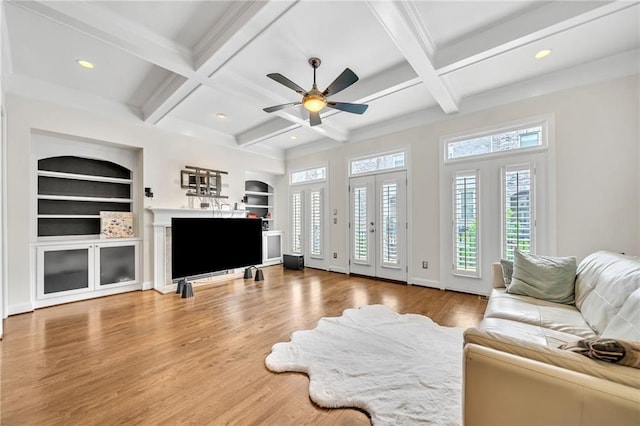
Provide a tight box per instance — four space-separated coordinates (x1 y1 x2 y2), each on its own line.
601 288 640 341
484 289 596 339
507 251 577 304
464 327 640 388
478 317 585 348
574 251 640 335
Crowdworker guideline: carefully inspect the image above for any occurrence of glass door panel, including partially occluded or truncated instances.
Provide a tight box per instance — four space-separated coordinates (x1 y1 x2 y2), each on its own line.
37 244 93 299
98 244 136 286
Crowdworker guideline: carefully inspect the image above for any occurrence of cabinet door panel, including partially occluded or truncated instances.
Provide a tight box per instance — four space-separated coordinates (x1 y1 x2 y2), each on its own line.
98 245 136 286
40 248 91 295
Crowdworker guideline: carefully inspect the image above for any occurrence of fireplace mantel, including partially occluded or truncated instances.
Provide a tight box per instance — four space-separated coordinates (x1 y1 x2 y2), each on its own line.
148 208 248 293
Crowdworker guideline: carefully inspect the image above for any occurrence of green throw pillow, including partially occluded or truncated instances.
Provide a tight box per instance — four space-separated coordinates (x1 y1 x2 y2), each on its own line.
507 251 577 304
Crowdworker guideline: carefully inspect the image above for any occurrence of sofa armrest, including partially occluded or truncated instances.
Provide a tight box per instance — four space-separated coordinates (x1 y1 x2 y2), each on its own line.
463 327 640 388
463 343 640 426
491 262 506 289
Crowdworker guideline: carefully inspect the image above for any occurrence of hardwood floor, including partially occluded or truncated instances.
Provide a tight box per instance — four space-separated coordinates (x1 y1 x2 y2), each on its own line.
0 266 487 425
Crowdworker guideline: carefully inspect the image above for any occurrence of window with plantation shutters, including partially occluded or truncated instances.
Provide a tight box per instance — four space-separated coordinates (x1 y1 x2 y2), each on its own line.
353 186 368 262
310 189 322 257
291 191 302 254
381 182 398 265
503 164 535 260
454 171 479 277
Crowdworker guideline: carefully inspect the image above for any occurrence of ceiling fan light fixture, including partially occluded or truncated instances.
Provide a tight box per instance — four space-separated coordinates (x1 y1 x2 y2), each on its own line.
302 93 326 112
263 57 366 126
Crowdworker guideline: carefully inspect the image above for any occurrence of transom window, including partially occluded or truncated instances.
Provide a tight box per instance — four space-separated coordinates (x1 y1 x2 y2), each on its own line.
290 166 326 184
350 151 405 176
446 125 544 161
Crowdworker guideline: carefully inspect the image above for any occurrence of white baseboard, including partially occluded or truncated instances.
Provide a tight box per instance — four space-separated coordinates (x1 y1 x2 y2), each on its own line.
444 284 490 297
409 278 443 289
33 284 142 310
142 281 154 291
328 266 348 274
157 284 176 295
8 302 34 316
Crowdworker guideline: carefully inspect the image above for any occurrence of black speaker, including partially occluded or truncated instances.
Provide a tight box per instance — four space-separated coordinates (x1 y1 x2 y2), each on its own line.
283 254 304 270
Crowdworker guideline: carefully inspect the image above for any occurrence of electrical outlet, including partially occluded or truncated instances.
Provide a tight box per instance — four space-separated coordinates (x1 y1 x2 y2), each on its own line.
333 252 338 259
422 261 429 269
333 218 337 224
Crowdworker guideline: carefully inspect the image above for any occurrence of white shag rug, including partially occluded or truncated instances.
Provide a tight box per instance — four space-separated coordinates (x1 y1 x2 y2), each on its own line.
265 304 464 425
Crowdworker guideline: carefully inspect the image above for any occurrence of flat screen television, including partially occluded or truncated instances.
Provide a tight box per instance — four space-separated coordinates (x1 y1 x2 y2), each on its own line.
171 217 263 280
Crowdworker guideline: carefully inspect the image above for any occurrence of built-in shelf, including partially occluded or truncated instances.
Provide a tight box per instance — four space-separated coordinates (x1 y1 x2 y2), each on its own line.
32 141 141 309
37 155 133 238
38 170 133 184
38 195 133 203
37 214 101 219
244 180 274 230
244 191 273 196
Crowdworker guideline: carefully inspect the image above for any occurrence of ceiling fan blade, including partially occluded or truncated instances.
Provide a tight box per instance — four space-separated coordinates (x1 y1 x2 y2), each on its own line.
263 102 301 113
326 102 368 114
322 68 358 97
309 111 322 126
267 73 306 94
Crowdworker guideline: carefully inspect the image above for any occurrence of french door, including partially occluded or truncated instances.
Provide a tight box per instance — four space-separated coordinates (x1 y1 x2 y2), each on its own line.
290 184 327 269
349 171 407 281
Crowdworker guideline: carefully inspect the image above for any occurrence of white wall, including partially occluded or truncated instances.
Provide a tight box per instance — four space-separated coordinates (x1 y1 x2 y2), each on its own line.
0 0 5 336
5 94 285 314
280 75 640 290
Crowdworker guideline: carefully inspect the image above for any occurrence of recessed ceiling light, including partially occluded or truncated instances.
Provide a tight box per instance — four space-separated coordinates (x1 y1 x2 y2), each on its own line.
76 59 94 69
535 49 552 59
216 113 226 119
290 135 297 140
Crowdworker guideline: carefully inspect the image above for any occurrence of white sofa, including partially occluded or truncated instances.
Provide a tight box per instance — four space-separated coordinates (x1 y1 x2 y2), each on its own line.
462 251 640 426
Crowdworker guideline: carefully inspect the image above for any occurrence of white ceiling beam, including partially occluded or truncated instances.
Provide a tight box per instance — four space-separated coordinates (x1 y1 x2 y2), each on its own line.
236 118 300 147
366 0 459 114
11 1 299 124
436 1 636 75
274 110 349 142
141 76 197 125
146 0 297 124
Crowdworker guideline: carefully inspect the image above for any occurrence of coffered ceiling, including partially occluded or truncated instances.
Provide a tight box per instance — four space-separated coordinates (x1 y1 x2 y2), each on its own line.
3 1 639 159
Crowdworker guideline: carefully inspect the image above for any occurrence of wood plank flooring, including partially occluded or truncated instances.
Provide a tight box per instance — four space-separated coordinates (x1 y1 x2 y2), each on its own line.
0 266 487 425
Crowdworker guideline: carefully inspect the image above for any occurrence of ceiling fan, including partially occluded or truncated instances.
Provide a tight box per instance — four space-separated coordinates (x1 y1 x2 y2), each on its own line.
263 57 368 127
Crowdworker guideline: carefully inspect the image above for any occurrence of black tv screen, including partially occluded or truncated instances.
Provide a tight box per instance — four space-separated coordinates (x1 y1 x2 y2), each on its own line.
171 217 263 280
